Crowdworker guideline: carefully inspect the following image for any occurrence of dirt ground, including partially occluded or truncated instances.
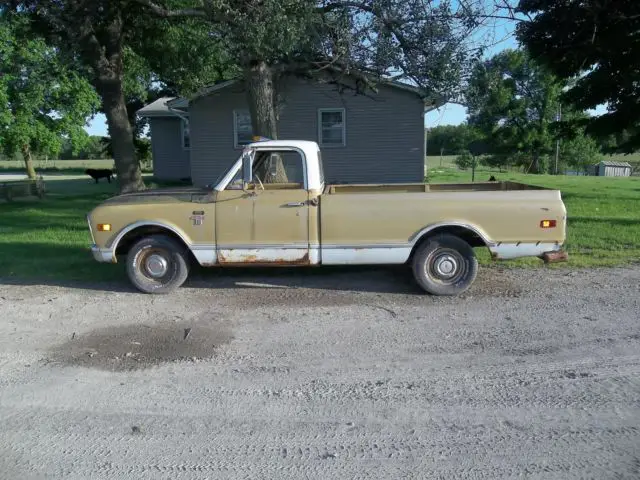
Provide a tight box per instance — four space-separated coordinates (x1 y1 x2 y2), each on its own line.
1 265 639 479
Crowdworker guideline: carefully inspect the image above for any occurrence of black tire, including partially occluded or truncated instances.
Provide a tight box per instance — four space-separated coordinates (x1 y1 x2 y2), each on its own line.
411 234 478 296
126 234 190 294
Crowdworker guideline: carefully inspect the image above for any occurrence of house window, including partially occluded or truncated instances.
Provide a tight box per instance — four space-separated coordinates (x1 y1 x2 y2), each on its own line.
181 119 190 150
234 110 253 148
318 108 346 146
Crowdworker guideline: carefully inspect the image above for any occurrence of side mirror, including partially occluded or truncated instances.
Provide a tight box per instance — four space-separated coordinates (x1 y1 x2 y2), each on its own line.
242 152 253 184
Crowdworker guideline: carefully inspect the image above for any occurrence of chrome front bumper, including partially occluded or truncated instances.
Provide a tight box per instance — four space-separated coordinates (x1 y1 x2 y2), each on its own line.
91 245 115 263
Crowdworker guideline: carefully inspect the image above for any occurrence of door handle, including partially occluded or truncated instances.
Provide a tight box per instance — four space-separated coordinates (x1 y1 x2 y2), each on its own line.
284 202 305 207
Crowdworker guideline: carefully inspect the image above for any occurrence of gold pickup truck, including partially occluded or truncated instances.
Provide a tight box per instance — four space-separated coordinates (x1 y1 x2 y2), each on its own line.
87 139 567 295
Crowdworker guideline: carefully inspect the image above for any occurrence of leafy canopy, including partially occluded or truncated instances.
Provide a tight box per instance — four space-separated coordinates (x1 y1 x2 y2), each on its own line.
466 48 563 172
516 0 640 152
0 11 99 160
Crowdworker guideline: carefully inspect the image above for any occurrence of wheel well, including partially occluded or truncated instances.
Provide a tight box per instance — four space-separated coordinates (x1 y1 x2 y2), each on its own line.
409 226 487 260
114 225 190 258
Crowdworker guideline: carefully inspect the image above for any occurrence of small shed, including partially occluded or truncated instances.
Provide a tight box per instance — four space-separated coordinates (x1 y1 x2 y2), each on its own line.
595 160 632 177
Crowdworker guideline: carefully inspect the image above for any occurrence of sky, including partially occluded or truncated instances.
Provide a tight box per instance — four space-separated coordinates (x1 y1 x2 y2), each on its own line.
83 12 522 137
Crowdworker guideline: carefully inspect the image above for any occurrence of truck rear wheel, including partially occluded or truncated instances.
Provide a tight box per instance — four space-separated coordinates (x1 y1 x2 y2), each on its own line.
126 234 190 294
411 234 478 296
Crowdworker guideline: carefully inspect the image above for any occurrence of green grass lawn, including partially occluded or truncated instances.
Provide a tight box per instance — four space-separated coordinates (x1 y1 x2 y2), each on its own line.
0 177 126 282
0 169 639 284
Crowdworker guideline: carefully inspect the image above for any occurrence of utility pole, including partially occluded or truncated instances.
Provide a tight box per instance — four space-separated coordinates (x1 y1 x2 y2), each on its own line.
555 103 561 175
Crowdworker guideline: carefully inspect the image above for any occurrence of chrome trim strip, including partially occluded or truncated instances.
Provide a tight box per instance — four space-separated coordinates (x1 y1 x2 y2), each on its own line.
321 243 409 250
109 221 191 251
216 243 310 249
409 222 494 246
190 244 216 250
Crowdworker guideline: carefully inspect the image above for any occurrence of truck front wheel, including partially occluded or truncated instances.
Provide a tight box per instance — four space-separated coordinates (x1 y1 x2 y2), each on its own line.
411 234 478 296
126 234 190 294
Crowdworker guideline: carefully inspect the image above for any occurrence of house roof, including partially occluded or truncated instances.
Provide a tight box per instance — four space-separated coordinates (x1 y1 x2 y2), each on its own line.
599 160 632 168
164 75 447 112
137 96 189 117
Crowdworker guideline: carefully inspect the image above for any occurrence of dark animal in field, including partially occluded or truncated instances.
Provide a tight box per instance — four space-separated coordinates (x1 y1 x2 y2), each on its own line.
488 175 497 181
85 168 114 184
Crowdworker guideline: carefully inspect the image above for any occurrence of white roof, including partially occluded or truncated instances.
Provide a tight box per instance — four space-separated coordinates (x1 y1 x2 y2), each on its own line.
600 160 632 168
137 97 188 117
247 139 319 150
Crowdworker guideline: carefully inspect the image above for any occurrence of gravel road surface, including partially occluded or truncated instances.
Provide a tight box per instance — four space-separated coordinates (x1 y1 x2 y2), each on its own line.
0 266 639 479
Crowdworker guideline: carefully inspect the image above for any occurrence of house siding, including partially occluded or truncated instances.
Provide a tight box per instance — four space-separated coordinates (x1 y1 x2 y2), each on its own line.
189 78 425 187
149 117 191 180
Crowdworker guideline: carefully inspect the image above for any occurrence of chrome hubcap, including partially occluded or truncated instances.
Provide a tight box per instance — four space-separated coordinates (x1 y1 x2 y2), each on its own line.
145 254 168 278
433 254 458 279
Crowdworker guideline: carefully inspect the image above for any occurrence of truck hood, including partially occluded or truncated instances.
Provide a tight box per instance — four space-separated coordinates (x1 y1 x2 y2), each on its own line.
101 187 213 206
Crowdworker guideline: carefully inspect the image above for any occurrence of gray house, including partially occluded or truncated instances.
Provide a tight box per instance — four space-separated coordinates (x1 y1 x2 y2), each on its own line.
137 76 445 187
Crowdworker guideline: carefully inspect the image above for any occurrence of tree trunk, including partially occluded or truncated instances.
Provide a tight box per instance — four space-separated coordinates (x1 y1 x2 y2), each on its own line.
246 60 278 138
21 144 36 180
532 152 541 174
96 78 145 193
245 60 288 183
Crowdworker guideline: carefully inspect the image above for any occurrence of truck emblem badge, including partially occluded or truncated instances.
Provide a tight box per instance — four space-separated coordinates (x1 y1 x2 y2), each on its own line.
190 211 205 226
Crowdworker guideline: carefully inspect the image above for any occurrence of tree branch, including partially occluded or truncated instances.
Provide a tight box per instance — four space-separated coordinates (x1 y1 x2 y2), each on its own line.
133 0 205 18
319 1 528 23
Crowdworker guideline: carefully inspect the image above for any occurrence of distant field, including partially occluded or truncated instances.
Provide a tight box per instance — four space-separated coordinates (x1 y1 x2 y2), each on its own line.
0 158 153 175
0 158 115 173
425 153 640 173
425 155 458 169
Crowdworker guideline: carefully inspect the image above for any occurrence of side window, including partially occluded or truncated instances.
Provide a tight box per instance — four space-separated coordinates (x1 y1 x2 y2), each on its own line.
226 168 244 190
253 150 305 189
181 119 190 150
234 110 253 148
318 108 346 146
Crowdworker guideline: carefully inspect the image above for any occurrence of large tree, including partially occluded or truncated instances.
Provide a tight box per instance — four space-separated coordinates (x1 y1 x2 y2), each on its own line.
0 11 99 178
466 48 564 173
516 0 640 153
139 0 509 156
7 0 230 192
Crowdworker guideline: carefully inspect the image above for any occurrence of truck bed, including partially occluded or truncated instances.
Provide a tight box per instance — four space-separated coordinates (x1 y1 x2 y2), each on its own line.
324 181 550 194
318 180 565 250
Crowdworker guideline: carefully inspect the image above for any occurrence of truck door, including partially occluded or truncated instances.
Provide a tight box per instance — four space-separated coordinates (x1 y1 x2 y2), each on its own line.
215 149 310 265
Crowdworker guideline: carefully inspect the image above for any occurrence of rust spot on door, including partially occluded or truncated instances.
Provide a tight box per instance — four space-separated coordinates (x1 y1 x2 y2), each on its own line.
218 251 310 266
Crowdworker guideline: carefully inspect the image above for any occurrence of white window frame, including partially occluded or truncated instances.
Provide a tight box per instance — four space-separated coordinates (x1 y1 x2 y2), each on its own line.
318 108 346 147
233 109 253 149
181 118 190 150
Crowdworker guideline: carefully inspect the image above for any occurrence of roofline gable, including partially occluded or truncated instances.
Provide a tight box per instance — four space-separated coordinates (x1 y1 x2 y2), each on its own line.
166 72 447 112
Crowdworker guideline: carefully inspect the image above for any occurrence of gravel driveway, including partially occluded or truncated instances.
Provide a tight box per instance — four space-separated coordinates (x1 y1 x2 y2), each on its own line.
1 266 639 479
